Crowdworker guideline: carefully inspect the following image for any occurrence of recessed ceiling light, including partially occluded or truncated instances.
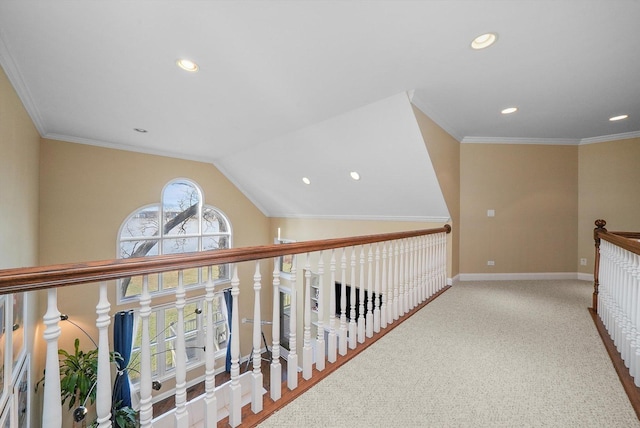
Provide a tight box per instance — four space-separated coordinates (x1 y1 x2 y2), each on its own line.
471 33 498 50
350 171 360 181
302 177 311 185
609 114 629 121
134 128 148 133
501 107 518 115
176 59 199 72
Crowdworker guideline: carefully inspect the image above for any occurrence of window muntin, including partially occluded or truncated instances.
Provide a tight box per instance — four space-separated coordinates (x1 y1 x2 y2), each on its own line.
128 295 229 386
118 179 232 301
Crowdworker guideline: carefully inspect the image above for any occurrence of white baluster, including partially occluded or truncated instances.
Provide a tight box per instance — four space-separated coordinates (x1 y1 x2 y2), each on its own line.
380 243 388 329
229 266 242 427
252 262 264 412
328 250 338 362
374 243 381 333
358 246 365 343
420 236 426 302
409 238 415 310
139 276 153 428
303 255 313 379
287 256 299 390
95 282 112 428
366 245 374 338
404 239 410 314
338 249 348 355
393 241 400 321
427 234 434 297
389 241 400 322
417 236 422 302
204 267 218 425
270 258 282 401
349 247 357 349
316 251 326 371
42 289 62 428
175 271 188 428
398 240 405 317
440 232 447 290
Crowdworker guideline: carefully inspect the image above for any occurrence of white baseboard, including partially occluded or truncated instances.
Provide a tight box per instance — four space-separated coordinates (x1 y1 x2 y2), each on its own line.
447 275 459 286
577 272 594 282
458 272 590 282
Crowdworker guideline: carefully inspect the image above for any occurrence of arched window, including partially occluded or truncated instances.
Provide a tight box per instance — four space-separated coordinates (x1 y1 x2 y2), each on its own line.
118 179 232 301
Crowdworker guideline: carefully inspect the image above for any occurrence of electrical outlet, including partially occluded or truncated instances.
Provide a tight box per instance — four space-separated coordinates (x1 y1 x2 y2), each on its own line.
580 258 587 266
487 260 495 266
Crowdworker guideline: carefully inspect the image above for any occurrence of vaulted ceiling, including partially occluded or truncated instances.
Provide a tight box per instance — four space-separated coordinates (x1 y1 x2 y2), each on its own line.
1 1 638 219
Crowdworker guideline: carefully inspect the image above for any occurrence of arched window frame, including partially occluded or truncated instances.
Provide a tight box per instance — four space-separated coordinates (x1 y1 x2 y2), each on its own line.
116 178 232 304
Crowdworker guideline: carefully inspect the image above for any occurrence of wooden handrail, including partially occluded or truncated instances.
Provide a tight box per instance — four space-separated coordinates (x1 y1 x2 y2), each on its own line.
0 225 450 295
592 219 640 311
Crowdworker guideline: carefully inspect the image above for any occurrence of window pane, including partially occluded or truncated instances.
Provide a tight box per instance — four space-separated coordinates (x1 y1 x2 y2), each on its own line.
121 206 160 239
203 236 229 251
203 208 228 233
184 303 199 334
164 308 178 339
163 237 199 254
123 273 159 298
120 239 160 260
163 181 200 236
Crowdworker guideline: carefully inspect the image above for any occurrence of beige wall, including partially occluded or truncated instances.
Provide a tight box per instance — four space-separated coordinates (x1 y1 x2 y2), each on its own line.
0 66 41 428
0 67 40 269
577 137 640 274
38 139 271 410
412 106 460 277
460 143 579 274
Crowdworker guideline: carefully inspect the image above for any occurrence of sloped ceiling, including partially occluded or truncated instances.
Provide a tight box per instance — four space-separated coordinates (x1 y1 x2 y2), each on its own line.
0 1 639 220
216 92 449 220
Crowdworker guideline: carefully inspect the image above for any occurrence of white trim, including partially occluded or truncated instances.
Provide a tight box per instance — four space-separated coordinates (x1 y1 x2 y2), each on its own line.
460 131 640 146
270 213 451 223
461 136 580 145
577 272 594 282
45 133 218 165
0 34 47 135
212 160 271 217
447 275 459 286
579 131 640 145
458 272 584 281
410 96 463 142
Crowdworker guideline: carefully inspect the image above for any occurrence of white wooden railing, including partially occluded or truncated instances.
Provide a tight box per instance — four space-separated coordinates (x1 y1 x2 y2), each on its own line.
0 226 450 427
593 220 640 386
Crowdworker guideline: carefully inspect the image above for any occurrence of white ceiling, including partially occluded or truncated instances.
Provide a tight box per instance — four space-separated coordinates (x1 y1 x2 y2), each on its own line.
1 1 638 219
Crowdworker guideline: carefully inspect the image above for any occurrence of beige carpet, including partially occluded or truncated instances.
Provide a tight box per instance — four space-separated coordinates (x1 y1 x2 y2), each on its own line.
258 280 640 427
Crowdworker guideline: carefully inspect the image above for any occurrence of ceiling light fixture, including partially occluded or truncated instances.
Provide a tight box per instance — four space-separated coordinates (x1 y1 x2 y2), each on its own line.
350 171 360 181
302 177 311 185
176 59 199 72
609 114 629 121
134 128 148 133
471 32 498 50
501 107 518 115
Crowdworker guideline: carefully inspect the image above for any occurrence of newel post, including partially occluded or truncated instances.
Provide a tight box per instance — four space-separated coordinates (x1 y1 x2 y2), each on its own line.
593 219 607 312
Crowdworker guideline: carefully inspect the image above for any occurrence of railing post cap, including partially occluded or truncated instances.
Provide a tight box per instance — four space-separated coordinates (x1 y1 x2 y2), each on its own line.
595 219 607 229
444 224 452 233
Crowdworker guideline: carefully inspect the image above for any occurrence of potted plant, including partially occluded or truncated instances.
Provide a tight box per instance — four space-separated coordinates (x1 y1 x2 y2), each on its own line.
37 338 138 427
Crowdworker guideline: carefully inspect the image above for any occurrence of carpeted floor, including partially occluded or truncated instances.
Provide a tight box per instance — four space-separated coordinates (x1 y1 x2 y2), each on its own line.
258 280 640 427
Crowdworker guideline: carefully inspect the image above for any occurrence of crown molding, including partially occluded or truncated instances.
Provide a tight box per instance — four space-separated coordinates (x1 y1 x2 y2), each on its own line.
410 95 463 142
44 133 217 164
270 213 451 223
461 136 580 145
579 130 640 145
